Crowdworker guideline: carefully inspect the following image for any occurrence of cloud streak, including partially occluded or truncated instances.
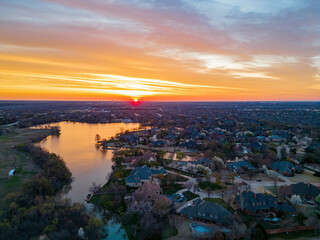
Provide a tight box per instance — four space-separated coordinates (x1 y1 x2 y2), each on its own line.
0 0 319 100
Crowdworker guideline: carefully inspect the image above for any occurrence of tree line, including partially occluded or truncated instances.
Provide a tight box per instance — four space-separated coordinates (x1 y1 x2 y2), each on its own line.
0 144 102 240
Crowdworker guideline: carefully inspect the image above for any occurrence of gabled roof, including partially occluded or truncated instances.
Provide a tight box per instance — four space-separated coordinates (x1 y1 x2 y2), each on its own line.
181 199 231 224
193 157 212 165
236 191 296 213
126 165 167 184
271 161 301 175
126 165 152 183
292 182 320 198
227 161 255 172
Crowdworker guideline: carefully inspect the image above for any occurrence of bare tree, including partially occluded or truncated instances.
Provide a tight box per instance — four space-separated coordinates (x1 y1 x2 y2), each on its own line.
185 180 194 193
89 182 101 194
193 182 199 193
206 187 212 198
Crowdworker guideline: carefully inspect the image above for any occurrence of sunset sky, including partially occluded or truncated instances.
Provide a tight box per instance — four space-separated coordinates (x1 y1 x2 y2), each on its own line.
1 0 320 101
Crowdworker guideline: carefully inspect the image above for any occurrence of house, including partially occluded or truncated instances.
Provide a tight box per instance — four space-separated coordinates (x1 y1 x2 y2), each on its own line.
129 181 172 214
235 191 296 215
192 157 214 168
134 181 172 205
268 135 285 142
279 182 320 200
180 199 231 225
125 165 167 187
119 134 139 145
271 161 302 176
124 152 156 168
250 142 267 151
179 140 199 149
152 140 168 147
227 161 255 174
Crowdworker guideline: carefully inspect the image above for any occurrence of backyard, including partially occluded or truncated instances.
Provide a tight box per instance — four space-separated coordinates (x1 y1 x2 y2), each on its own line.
199 181 223 191
289 171 320 183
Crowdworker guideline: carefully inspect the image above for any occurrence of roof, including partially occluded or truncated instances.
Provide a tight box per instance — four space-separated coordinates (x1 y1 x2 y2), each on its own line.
271 161 301 175
8 169 15 176
236 191 296 213
193 157 212 165
181 199 231 224
134 181 162 201
126 165 152 184
126 165 167 184
292 182 320 199
227 161 255 172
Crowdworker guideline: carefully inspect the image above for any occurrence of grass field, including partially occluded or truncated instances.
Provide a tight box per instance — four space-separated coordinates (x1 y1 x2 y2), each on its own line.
0 127 51 201
199 181 223 191
290 171 319 183
162 223 178 239
269 229 320 239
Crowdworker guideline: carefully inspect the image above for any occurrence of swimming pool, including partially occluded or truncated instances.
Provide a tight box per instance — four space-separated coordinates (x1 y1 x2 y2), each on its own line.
194 225 212 233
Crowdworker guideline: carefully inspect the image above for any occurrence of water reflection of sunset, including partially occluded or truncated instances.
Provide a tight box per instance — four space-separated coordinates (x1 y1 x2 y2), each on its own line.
39 122 140 203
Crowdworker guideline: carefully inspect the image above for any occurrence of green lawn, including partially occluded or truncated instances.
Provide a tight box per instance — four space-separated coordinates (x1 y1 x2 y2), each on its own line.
162 224 178 239
199 181 223 191
165 167 197 177
203 198 235 213
182 191 198 201
163 184 184 195
168 173 188 182
269 229 320 239
0 128 51 201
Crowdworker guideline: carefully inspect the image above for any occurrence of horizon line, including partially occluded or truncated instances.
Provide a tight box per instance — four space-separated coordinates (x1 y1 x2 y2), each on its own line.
0 99 319 103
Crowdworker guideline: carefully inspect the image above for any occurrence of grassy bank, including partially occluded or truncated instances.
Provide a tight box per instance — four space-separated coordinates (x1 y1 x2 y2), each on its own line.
0 128 51 200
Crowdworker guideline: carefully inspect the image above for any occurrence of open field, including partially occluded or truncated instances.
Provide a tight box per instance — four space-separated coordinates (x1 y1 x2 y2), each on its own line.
289 171 320 183
0 128 51 200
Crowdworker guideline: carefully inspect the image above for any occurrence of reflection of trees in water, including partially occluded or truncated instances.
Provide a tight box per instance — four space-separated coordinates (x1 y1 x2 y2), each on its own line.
60 182 72 195
90 207 128 240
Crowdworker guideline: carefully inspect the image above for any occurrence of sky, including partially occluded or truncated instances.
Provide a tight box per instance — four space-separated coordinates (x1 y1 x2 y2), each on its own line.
0 0 320 101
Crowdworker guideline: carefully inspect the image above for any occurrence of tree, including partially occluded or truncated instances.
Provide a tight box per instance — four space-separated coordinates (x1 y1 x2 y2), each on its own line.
185 180 194 193
267 170 278 191
206 187 212 198
214 156 224 170
203 167 212 176
156 150 166 160
213 230 226 240
315 194 320 205
280 147 287 161
251 224 267 240
176 152 186 161
229 172 237 184
95 134 101 142
290 195 302 205
89 182 101 194
193 182 199 193
138 213 162 240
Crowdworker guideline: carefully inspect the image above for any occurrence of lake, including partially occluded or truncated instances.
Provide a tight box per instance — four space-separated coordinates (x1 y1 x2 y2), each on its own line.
38 122 141 240
38 121 140 203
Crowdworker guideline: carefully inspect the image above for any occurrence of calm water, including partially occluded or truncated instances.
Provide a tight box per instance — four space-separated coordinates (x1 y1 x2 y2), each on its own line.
38 121 140 203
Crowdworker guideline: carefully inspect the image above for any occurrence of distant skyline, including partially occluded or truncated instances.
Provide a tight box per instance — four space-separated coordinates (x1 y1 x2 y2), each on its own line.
1 0 320 101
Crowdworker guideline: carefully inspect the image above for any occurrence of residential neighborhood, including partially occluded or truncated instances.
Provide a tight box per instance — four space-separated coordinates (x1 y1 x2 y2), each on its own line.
1 101 320 239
